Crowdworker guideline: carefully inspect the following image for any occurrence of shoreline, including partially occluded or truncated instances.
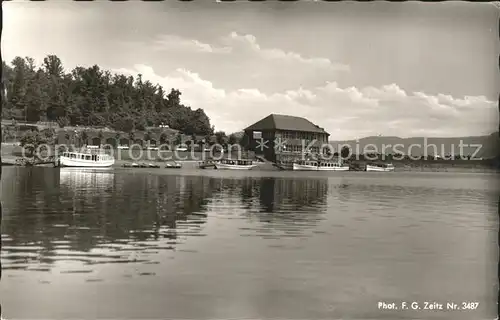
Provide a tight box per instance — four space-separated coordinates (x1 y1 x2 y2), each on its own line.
2 144 498 173
2 159 498 173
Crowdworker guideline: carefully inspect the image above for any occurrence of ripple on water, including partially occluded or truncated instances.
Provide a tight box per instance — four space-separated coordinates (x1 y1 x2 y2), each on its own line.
0 168 497 319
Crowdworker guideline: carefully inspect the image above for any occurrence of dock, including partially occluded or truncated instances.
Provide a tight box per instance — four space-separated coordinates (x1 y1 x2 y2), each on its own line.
1 155 56 166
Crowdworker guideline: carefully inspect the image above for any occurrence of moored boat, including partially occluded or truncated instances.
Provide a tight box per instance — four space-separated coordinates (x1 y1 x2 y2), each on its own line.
274 160 294 170
165 160 182 169
214 159 259 170
57 148 115 168
366 163 395 172
199 159 217 169
292 160 349 171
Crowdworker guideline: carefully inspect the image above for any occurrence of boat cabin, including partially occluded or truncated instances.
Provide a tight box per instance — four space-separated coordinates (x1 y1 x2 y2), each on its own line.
296 160 318 166
220 159 253 165
201 159 217 164
296 160 342 167
372 162 394 168
319 161 344 167
61 152 113 162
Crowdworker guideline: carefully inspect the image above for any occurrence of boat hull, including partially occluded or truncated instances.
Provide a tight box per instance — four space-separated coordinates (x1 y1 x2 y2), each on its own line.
214 163 258 170
292 163 350 171
165 165 182 169
366 165 394 172
275 163 294 170
199 161 217 169
59 157 114 168
199 164 216 169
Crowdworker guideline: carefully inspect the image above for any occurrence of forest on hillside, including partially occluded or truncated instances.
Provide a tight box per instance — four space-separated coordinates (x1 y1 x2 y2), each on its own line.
1 55 213 136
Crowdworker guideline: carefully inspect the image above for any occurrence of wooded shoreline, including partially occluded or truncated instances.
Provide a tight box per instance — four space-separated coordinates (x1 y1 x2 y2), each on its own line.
2 143 498 172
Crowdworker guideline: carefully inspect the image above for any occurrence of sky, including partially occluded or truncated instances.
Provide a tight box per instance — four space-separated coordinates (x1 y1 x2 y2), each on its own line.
3 1 499 140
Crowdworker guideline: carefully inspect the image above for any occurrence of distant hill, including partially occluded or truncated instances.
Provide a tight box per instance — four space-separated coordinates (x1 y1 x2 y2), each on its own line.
329 132 500 158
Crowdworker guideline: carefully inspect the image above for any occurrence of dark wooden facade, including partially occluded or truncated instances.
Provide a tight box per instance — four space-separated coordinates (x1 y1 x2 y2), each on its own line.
243 114 330 163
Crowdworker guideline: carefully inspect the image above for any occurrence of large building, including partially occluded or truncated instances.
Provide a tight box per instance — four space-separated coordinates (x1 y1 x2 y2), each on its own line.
243 114 330 163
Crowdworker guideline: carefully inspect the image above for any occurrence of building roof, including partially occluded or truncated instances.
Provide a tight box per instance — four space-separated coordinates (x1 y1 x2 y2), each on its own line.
244 114 329 134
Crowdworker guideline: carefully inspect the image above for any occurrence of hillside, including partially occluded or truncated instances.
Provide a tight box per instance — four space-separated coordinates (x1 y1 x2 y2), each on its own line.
329 132 500 158
2 55 213 136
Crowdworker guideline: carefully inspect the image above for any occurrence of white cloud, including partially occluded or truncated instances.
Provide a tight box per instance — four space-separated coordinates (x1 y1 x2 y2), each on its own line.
152 35 231 54
150 32 349 72
362 84 408 101
113 65 497 140
225 32 350 71
114 32 351 93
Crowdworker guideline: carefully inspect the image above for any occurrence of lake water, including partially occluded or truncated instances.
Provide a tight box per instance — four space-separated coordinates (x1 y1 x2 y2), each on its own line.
0 167 498 319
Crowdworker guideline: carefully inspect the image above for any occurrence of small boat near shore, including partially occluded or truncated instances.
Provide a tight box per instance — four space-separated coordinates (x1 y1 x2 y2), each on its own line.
199 159 217 169
292 160 350 171
165 160 182 169
274 160 294 170
56 148 115 168
214 159 259 170
122 162 161 168
366 163 395 172
123 162 140 168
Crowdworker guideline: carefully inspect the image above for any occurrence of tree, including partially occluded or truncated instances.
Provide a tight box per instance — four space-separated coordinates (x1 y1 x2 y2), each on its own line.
57 116 69 128
128 131 135 144
159 132 168 144
2 55 214 135
340 146 351 159
43 55 64 77
20 129 55 159
228 134 238 146
81 131 89 145
204 134 212 146
114 132 121 147
97 130 104 145
215 131 226 146
174 134 182 146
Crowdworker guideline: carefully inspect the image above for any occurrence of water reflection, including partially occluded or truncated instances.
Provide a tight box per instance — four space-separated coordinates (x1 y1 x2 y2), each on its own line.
59 168 115 190
0 168 497 320
1 168 214 273
251 178 329 235
1 168 332 274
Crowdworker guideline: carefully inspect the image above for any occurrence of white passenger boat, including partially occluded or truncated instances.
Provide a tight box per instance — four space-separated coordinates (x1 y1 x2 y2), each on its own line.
274 160 294 170
366 163 395 172
293 160 350 171
214 159 259 170
57 148 115 168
